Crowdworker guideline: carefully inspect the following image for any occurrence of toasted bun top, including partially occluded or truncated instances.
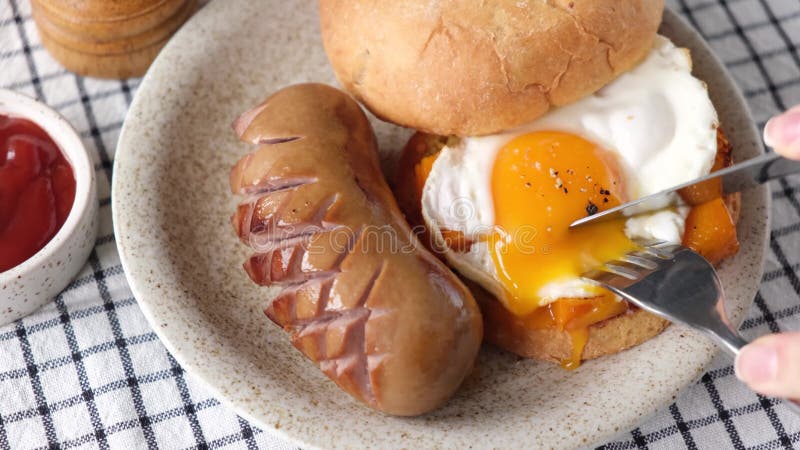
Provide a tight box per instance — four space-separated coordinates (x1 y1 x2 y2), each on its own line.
320 0 664 136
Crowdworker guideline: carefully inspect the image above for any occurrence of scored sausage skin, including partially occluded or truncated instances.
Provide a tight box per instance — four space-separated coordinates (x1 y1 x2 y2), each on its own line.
229 83 483 416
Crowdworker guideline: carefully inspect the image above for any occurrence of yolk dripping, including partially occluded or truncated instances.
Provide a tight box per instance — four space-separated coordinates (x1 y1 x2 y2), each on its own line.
489 131 638 316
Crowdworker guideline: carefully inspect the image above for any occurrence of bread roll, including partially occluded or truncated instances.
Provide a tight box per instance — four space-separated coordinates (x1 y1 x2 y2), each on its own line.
320 0 664 136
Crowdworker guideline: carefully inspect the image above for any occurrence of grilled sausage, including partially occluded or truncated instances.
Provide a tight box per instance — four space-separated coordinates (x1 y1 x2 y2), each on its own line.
229 83 483 416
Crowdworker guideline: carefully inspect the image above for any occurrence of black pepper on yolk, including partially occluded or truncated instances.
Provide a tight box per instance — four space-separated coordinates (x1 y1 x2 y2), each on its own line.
488 131 638 316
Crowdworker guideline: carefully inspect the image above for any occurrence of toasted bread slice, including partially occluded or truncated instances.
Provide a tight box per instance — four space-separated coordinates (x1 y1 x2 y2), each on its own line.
472 279 670 364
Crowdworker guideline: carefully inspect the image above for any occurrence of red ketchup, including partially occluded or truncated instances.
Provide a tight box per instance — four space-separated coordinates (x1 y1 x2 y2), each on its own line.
0 114 76 273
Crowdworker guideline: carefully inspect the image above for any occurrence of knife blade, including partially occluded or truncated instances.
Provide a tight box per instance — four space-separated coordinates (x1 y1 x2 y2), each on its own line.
570 151 800 228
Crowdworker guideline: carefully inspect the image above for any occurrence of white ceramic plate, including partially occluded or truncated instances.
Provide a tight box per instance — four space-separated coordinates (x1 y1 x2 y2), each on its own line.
112 3 770 448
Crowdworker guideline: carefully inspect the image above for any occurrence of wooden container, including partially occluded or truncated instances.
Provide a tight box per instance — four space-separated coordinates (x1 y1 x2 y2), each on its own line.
32 0 196 79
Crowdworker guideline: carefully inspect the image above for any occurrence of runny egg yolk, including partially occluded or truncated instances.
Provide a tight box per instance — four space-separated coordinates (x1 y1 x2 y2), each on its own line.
489 131 638 316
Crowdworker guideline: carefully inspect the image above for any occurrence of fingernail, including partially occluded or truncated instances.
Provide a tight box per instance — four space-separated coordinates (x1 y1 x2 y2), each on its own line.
764 111 800 149
735 343 779 384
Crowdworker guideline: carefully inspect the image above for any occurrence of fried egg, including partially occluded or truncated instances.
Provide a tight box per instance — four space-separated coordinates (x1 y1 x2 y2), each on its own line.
420 35 719 317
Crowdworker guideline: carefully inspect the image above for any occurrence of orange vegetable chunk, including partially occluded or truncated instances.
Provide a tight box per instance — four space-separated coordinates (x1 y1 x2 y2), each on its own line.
683 197 739 266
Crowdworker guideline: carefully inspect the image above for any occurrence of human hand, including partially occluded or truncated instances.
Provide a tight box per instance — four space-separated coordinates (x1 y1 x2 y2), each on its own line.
735 333 800 400
764 106 800 159
733 109 800 400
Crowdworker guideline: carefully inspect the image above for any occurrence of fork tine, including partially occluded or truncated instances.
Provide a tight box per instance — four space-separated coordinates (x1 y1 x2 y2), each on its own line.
636 239 667 247
582 269 624 286
628 250 664 261
603 261 642 280
582 267 642 293
640 245 674 259
621 254 659 270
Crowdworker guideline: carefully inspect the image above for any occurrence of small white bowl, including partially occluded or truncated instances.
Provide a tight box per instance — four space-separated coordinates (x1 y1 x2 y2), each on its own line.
0 89 98 326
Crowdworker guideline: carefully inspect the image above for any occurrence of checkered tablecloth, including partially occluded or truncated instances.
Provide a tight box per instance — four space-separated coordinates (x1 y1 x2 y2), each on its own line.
1 0 800 448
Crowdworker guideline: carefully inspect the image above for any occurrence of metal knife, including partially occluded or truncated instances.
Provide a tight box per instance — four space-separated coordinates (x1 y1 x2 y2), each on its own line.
570 151 800 228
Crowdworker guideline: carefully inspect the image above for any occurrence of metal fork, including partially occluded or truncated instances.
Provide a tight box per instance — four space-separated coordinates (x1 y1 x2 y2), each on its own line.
582 243 800 415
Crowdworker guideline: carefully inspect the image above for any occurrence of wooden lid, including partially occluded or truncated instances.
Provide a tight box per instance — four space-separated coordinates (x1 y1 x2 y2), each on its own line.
32 0 187 41
33 0 194 55
35 0 170 23
37 20 172 79
32 0 196 79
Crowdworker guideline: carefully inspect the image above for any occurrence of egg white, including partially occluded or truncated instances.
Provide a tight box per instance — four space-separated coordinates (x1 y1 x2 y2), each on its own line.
421 35 719 306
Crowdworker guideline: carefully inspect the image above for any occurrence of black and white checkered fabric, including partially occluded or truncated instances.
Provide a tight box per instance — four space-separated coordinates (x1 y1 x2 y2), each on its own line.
1 0 799 448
